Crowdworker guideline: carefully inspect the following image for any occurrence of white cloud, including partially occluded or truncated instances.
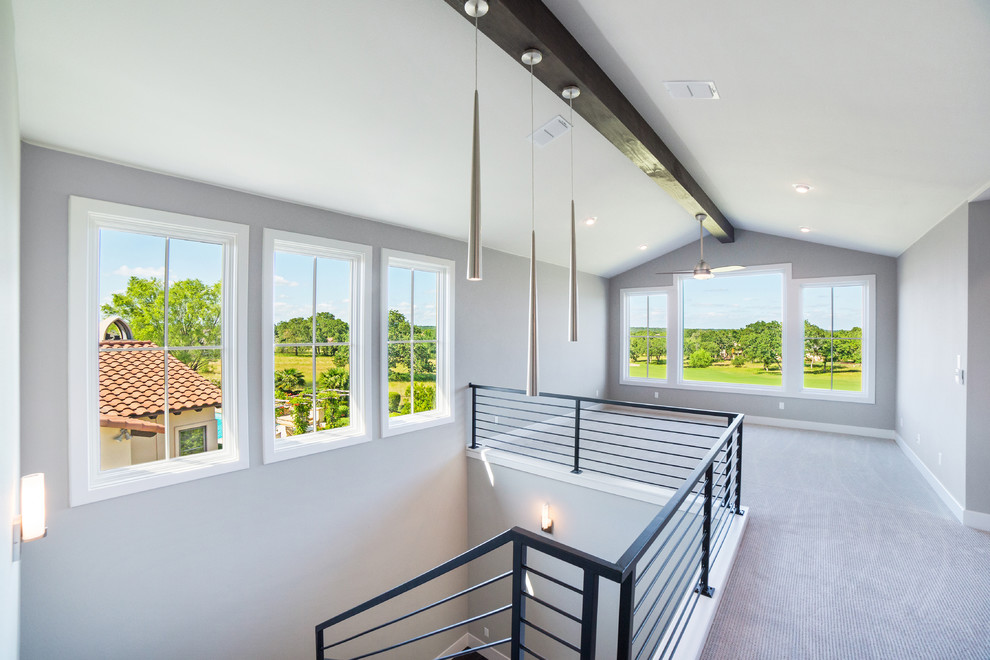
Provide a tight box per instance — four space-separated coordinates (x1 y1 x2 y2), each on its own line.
113 265 165 279
274 275 298 287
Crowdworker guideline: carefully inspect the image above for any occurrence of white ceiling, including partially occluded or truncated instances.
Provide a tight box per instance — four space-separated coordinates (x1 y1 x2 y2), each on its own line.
13 0 990 276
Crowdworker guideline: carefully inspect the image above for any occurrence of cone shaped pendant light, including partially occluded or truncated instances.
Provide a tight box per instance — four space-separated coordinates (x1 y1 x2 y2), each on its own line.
522 47 542 397
562 85 580 342
465 0 487 281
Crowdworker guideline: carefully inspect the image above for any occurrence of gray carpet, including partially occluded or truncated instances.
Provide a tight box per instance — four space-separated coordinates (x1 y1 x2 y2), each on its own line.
701 425 990 660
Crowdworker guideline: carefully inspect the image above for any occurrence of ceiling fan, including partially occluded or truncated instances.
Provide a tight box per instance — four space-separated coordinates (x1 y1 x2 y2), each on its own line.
656 213 746 280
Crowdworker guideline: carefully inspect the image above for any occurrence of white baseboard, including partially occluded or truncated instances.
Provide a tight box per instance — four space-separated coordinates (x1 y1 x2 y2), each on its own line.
893 433 965 523
746 415 894 439
963 509 990 532
437 632 509 660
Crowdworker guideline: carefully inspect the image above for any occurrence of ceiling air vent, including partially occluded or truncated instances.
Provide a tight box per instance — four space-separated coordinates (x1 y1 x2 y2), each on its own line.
528 115 572 147
664 81 720 99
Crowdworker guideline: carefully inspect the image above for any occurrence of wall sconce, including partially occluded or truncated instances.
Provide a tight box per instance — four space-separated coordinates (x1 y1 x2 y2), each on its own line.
14 473 47 561
541 502 554 534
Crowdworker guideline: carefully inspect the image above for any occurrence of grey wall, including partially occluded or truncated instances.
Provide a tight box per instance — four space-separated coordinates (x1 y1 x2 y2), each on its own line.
18 144 609 659
464 459 660 656
0 0 20 655
896 205 969 507
607 229 898 430
967 200 990 515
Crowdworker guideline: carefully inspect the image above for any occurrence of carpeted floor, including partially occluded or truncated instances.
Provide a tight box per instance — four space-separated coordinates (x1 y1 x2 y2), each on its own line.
700 425 990 659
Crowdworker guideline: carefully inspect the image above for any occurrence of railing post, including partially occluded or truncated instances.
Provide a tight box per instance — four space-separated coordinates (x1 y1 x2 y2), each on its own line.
734 421 744 515
696 463 715 598
580 570 599 659
572 399 582 474
616 569 635 660
723 433 733 509
315 627 324 660
470 385 478 449
510 540 527 659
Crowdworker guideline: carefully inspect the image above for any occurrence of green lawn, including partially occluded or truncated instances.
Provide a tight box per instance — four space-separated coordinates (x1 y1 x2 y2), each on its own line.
628 359 862 391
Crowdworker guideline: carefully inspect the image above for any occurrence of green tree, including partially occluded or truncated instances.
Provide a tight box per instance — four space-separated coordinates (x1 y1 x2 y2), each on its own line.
742 320 782 371
387 310 412 380
317 368 349 393
399 382 436 415
648 336 667 364
689 349 713 368
274 316 312 355
274 368 305 395
388 391 402 413
102 276 221 371
290 395 312 435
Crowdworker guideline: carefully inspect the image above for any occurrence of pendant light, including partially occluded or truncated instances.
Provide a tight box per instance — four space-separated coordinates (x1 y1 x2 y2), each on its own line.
465 0 488 281
562 85 580 342
522 47 542 396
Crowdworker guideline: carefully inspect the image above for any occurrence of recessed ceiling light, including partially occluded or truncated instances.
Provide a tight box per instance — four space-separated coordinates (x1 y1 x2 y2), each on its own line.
800 226 812 233
793 183 813 194
638 244 648 251
585 216 597 226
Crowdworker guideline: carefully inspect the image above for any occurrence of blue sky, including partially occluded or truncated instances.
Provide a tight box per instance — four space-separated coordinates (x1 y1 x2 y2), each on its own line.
99 229 221 307
388 266 438 328
273 252 351 324
803 285 863 332
682 272 783 329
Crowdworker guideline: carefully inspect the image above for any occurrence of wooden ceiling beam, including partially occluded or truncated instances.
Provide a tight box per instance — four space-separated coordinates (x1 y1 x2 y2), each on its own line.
442 0 735 242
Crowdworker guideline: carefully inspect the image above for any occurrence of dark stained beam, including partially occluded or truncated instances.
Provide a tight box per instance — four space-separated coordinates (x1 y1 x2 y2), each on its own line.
442 0 735 242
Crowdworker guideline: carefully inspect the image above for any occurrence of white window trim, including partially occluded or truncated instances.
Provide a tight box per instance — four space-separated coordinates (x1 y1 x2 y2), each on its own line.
789 274 876 404
67 196 250 506
619 265 876 403
619 287 672 386
262 229 372 463
381 249 455 438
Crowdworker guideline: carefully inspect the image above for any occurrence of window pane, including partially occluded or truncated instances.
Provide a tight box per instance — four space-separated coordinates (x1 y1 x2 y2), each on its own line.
682 273 783 387
388 343 411 417
167 350 222 457
833 338 862 391
648 294 666 335
413 270 438 340
646 336 667 379
99 228 166 344
628 295 648 336
803 287 832 335
166 238 223 349
178 426 207 456
628 335 647 378
833 285 863 334
411 342 438 414
388 267 412 341
316 256 351 343
804 337 833 390
274 251 315 344
98 346 166 470
315 353 350 431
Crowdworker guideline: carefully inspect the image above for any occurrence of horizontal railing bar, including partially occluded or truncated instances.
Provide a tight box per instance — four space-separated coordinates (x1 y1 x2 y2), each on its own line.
579 467 679 490
476 419 575 442
323 571 512 650
581 406 728 429
519 643 549 660
469 383 738 421
514 528 623 580
634 490 704 585
474 407 576 431
617 415 744 575
475 392 575 412
580 426 715 450
346 605 512 660
577 445 697 472
475 424 573 447
634 532 703 629
436 638 512 660
578 434 707 461
522 566 584 594
315 531 514 634
476 435 573 460
579 456 686 482
473 442 575 470
521 617 582 654
523 591 583 624
634 549 703 660
634 522 703 613
580 415 721 439
657 577 702 660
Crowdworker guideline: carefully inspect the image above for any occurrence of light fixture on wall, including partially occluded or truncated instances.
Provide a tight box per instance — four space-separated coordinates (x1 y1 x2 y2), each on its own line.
465 0 488 281
541 502 554 533
562 84 580 343
13 473 47 561
523 47 543 397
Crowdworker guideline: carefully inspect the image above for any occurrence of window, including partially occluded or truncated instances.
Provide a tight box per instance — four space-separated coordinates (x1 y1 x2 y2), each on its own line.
382 250 453 435
68 197 249 506
621 290 668 382
262 230 371 462
800 278 872 397
681 269 784 389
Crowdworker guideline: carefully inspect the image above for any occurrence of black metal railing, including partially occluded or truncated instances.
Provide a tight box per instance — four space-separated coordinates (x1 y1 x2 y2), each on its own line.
315 385 744 659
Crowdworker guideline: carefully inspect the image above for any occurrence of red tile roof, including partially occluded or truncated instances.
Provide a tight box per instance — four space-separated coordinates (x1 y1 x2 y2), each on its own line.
99 340 222 419
99 413 166 434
